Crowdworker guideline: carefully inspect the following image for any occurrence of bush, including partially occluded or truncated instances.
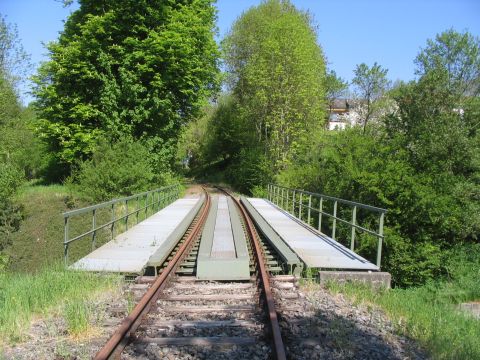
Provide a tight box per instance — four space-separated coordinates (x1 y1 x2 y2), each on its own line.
226 148 273 194
0 163 23 250
277 127 479 286
0 163 23 201
74 139 156 202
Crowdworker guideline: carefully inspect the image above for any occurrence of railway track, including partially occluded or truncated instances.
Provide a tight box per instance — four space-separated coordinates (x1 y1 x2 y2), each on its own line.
94 186 291 360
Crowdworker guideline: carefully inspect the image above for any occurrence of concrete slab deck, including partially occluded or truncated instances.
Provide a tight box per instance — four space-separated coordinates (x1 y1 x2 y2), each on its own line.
70 197 203 273
245 198 379 271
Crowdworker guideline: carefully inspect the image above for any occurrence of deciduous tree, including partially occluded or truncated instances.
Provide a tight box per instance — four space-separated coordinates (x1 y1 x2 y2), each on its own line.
415 29 480 97
33 0 220 176
222 0 326 169
352 62 390 133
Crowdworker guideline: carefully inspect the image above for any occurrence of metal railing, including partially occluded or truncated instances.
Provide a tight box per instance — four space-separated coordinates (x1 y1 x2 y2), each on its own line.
63 184 180 266
267 184 386 268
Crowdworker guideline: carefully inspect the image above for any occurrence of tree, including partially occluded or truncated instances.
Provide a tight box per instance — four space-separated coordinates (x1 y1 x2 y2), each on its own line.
352 62 390 133
0 15 31 87
222 0 326 170
324 69 348 125
33 0 220 176
325 69 348 106
415 29 480 97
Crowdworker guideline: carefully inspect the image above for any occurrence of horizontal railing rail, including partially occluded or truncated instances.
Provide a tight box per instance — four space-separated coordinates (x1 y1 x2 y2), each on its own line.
63 184 180 266
267 184 386 268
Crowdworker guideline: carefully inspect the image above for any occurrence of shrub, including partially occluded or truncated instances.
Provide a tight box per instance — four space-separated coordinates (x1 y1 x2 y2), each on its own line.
0 163 23 202
226 148 273 194
0 163 23 250
75 139 156 202
277 127 479 286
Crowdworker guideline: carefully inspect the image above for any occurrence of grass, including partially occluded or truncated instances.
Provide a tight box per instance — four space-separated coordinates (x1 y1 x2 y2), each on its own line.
325 244 480 360
4 183 89 272
63 299 92 336
0 263 122 343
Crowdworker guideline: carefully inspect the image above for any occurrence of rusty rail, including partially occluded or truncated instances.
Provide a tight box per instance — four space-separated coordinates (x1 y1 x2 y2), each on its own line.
94 188 211 360
218 187 287 360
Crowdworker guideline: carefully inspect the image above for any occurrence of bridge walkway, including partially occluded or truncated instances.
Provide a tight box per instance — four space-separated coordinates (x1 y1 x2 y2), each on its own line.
243 198 379 271
70 196 204 274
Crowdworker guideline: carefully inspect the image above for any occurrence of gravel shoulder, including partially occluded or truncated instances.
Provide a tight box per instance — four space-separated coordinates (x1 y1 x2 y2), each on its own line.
2 277 427 359
282 281 427 360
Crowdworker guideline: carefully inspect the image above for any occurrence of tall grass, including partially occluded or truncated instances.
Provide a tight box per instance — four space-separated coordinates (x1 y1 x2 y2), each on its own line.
0 263 121 342
326 244 480 360
63 299 92 336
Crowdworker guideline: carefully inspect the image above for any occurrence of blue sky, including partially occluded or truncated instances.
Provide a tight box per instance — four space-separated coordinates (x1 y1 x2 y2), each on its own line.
1 0 479 104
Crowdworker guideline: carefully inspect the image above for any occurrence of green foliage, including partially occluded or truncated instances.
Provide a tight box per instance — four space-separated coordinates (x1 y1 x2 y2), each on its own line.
225 148 273 194
352 62 390 131
277 30 480 286
0 163 23 252
33 0 220 177
177 94 247 171
63 299 92 336
2 184 94 272
222 0 326 171
440 244 480 303
0 14 31 86
278 118 479 286
74 139 157 202
0 163 22 202
0 16 46 178
325 69 348 106
415 29 480 96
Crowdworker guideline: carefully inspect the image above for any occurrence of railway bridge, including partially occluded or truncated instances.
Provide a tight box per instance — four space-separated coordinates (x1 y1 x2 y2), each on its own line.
62 184 390 359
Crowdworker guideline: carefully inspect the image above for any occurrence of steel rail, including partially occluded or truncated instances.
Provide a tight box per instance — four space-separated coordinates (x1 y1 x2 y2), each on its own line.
63 184 179 218
94 188 211 360
218 187 287 360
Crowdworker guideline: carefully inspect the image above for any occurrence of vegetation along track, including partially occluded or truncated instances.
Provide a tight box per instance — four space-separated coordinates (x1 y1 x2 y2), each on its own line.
94 186 289 360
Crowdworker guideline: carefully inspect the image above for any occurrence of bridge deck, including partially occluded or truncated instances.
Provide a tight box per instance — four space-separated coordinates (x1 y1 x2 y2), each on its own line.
244 198 379 271
196 195 250 280
70 196 204 273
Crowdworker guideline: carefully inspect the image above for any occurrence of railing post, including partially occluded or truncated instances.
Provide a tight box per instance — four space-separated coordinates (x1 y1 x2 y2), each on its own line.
64 216 70 267
332 200 338 240
276 186 280 205
136 196 140 224
307 194 312 225
145 193 148 220
92 209 97 251
299 192 303 220
350 206 357 251
318 197 323 232
125 199 129 230
281 188 285 208
377 212 384 268
291 190 295 214
285 189 289 210
111 203 115 239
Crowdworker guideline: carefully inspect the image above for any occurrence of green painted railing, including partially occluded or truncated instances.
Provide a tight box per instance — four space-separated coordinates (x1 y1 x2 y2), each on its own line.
267 184 386 268
62 184 180 266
